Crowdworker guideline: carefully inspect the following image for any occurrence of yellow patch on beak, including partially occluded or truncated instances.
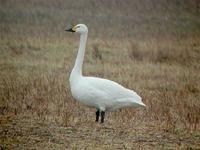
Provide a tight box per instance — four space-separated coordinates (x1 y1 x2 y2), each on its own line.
72 26 77 32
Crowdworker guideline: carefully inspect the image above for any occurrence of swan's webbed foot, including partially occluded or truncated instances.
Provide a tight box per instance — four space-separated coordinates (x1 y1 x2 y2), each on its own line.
100 111 105 123
95 109 100 122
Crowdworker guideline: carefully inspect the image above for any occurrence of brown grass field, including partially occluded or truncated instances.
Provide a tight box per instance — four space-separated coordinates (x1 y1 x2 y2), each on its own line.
0 0 200 149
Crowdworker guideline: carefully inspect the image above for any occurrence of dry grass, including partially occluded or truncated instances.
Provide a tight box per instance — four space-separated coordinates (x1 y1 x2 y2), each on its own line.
0 0 200 149
1 36 200 149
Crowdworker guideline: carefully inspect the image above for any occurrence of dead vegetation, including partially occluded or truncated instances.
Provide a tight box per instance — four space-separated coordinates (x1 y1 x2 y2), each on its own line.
0 0 200 149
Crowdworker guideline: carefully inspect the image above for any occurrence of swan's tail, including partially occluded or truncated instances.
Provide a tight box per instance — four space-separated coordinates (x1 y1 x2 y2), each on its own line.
138 101 146 108
134 94 146 108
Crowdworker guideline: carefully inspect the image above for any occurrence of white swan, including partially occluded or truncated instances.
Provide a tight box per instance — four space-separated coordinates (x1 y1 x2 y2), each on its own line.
66 24 146 123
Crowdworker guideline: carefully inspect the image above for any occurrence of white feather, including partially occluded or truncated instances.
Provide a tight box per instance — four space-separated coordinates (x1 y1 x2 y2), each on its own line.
70 76 145 111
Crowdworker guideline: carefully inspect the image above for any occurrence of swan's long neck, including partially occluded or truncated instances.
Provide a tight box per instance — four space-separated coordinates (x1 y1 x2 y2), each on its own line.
72 32 88 76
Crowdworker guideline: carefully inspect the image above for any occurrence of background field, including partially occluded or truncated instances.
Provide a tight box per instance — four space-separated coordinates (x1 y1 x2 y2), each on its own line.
0 0 200 149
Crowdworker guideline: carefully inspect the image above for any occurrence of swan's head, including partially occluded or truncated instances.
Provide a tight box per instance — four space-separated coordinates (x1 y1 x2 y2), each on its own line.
65 24 88 34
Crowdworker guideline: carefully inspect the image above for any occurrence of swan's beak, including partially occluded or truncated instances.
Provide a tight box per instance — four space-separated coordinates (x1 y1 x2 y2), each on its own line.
65 25 76 32
65 27 75 32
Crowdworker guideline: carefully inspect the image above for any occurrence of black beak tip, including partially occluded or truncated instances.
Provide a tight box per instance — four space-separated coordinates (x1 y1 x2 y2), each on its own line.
65 28 74 32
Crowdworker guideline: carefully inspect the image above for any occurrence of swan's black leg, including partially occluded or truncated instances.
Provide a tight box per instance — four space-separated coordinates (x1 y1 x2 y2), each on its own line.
96 109 100 122
100 111 105 123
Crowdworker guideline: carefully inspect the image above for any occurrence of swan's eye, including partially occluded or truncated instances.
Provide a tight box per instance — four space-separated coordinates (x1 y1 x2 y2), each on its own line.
77 26 80 28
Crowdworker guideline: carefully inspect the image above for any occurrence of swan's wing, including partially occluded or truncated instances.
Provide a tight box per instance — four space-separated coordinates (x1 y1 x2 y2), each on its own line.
71 76 145 110
84 77 143 103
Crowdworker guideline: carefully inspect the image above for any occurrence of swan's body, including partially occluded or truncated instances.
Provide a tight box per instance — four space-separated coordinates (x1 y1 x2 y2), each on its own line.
66 24 146 123
70 76 145 111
